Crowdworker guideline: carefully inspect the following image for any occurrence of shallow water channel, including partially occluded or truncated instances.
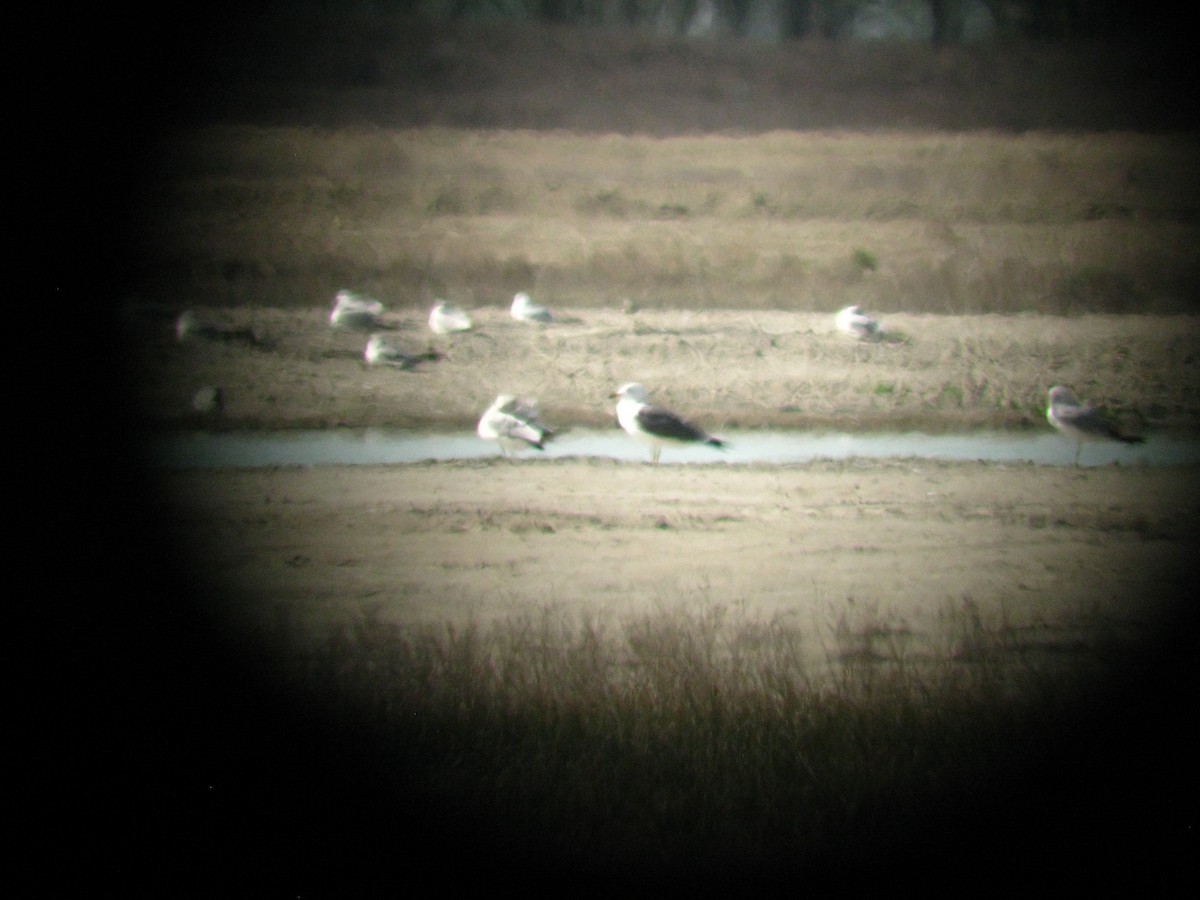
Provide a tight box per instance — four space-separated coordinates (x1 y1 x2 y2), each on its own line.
145 428 1200 469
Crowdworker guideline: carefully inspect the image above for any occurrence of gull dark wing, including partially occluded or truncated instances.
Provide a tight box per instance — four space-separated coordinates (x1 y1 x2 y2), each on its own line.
637 406 710 442
1057 403 1142 443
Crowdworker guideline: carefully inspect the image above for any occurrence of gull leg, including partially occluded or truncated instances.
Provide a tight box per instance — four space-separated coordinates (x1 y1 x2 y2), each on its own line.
1074 442 1082 467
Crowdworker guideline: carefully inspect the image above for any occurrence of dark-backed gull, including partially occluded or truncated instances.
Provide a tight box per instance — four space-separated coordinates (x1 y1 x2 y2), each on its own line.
1046 385 1144 466
610 382 727 464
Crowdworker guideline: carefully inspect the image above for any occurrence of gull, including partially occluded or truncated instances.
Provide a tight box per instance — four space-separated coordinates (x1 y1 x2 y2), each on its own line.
191 385 224 415
477 394 556 456
511 292 553 324
364 334 442 370
835 305 882 341
330 290 384 330
175 310 264 346
1046 385 1144 466
175 310 208 341
429 300 473 334
610 382 728 464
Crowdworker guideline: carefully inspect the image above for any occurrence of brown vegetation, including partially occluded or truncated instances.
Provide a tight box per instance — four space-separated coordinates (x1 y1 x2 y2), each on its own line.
132 126 1200 317
122 12 1200 320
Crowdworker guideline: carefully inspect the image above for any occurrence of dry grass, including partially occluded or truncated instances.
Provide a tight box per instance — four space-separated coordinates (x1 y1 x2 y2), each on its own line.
130 126 1200 316
264 596 1135 879
126 15 1200 320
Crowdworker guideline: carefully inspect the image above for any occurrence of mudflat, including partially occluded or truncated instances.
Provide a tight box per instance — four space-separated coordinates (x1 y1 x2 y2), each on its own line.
127 305 1200 433
154 451 1198 669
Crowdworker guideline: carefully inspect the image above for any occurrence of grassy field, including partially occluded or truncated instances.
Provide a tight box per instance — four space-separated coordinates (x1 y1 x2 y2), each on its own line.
106 14 1200 891
121 11 1200 319
132 127 1200 316
266 597 1143 881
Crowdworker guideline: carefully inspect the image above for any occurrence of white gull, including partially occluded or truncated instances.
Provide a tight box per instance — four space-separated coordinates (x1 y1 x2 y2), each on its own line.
610 382 727 464
835 305 882 340
477 395 556 456
330 290 384 330
511 292 553 323
429 300 473 334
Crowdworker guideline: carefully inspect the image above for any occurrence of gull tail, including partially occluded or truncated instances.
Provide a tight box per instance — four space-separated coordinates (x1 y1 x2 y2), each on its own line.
707 438 729 450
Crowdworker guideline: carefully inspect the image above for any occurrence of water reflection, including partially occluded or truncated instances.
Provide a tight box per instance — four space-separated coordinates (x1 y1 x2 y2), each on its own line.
143 428 1200 469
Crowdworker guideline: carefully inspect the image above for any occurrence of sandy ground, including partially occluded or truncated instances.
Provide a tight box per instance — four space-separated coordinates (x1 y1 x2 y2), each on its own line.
124 304 1200 433
153 453 1199 676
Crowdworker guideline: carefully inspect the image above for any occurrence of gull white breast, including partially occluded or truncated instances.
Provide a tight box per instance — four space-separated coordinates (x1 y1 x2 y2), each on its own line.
429 301 473 334
835 305 881 340
477 395 556 456
330 290 385 330
610 382 727 464
1046 385 1144 466
511 292 553 323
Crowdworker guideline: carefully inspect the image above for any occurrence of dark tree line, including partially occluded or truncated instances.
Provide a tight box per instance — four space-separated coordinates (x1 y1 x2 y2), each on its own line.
429 0 1181 43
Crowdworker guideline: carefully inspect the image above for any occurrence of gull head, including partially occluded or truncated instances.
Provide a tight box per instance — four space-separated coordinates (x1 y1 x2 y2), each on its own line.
611 382 651 403
492 393 518 412
1047 385 1079 407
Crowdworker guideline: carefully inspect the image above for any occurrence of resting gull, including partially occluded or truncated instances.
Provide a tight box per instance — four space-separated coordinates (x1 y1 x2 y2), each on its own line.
1046 385 1144 466
610 382 727 464
364 334 442 370
477 394 556 456
429 300 473 334
511 292 553 324
175 310 264 346
191 385 224 415
835 305 882 340
330 290 384 330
